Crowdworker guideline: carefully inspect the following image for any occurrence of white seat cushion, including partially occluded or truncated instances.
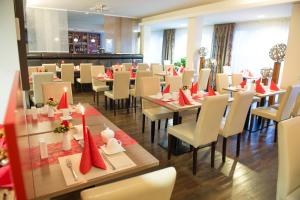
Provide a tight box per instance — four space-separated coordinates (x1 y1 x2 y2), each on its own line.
168 122 196 146
287 187 300 200
104 91 115 100
251 107 278 121
142 107 173 121
93 85 109 92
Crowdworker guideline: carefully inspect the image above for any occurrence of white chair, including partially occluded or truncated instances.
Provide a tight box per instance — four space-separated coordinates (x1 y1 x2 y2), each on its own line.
104 71 130 116
31 72 54 105
168 94 229 175
141 77 173 143
61 64 74 84
219 91 255 162
91 65 109 105
232 73 243 87
151 63 163 76
122 63 132 71
80 167 176 200
291 95 300 117
42 82 73 105
250 85 300 142
112 65 123 72
165 64 175 74
277 117 300 200
130 71 152 112
165 76 182 93
137 63 149 71
28 66 37 77
42 64 56 73
216 73 229 94
182 70 194 88
198 68 211 91
76 63 92 90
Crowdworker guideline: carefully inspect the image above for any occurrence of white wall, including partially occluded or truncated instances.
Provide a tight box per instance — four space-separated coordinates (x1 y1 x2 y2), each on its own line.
0 0 20 123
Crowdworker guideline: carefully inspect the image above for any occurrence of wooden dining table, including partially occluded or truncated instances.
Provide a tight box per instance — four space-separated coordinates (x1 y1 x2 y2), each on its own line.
25 104 159 200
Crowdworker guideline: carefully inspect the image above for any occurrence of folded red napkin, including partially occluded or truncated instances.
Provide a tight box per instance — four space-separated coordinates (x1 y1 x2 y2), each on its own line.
57 92 68 110
80 128 106 174
163 84 170 94
207 87 216 96
190 82 198 95
178 89 192 106
130 70 136 78
106 70 113 79
256 79 261 85
167 67 171 72
240 80 247 88
173 69 178 76
270 80 279 91
180 67 184 73
256 83 266 94
0 166 13 188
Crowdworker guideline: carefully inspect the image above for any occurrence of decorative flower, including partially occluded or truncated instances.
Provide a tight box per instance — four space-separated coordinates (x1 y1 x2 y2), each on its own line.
182 86 188 90
54 120 71 133
47 97 58 107
198 47 208 57
269 43 287 63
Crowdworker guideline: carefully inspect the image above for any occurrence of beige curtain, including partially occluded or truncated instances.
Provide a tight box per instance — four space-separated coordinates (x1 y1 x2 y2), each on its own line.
162 29 175 64
211 23 235 73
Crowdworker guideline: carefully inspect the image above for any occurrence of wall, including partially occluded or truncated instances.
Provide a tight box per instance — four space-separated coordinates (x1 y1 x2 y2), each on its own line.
0 0 20 122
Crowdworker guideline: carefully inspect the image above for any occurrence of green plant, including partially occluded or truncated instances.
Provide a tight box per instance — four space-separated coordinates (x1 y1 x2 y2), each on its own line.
174 57 187 69
47 97 58 107
54 120 71 133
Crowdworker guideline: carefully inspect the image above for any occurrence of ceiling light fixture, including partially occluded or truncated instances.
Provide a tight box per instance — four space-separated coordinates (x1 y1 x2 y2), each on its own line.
74 38 79 43
91 38 96 43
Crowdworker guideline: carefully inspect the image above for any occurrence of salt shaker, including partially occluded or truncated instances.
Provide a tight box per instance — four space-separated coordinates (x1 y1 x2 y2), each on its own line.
39 138 48 159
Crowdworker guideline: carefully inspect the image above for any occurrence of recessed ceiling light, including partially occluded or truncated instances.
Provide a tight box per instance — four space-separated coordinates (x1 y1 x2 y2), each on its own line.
85 12 89 15
257 15 265 19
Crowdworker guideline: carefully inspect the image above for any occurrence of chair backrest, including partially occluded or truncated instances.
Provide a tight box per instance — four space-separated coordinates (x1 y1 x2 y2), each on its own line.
141 77 161 109
182 70 194 88
42 82 73 105
277 85 300 121
232 73 243 86
32 72 54 104
216 73 229 94
222 91 255 137
134 71 152 97
137 63 149 71
222 66 232 74
112 65 123 72
79 63 92 83
80 167 176 200
113 71 130 99
291 94 300 117
61 64 74 84
91 65 106 87
42 64 56 73
165 76 182 93
28 66 37 77
194 94 229 147
122 63 132 71
151 63 163 75
277 117 300 200
165 64 174 73
198 68 211 91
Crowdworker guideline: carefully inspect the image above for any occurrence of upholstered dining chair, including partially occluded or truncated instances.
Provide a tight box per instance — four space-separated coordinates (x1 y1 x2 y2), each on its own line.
222 66 232 75
137 63 149 71
182 70 194 88
76 63 92 90
168 94 229 175
216 73 230 94
104 71 130 116
165 76 183 93
42 82 73 105
91 65 109 105
291 95 300 117
61 63 74 84
122 63 132 71
130 71 152 112
42 63 56 73
276 117 300 200
165 64 175 74
81 167 176 200
28 66 37 77
232 73 243 87
151 63 163 76
250 84 300 142
112 65 123 72
219 91 255 162
31 72 54 106
141 77 173 143
198 68 211 91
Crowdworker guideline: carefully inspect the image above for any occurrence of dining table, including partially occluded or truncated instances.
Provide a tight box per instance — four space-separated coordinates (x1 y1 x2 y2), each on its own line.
25 103 159 200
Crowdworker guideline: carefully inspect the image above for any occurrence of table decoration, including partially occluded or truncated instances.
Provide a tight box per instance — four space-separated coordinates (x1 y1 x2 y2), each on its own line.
207 86 216 96
198 47 208 71
46 97 58 118
162 84 170 94
255 81 266 94
173 69 178 76
100 127 115 143
57 87 68 110
190 82 198 95
54 120 73 151
240 80 247 88
179 89 192 106
270 80 279 91
105 69 113 79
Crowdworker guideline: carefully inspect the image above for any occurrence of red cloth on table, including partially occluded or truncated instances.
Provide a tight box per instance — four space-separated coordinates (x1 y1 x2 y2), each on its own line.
207 87 216 96
190 82 198 95
173 69 178 76
163 84 170 94
240 80 247 88
270 80 279 91
178 89 192 106
256 83 266 94
57 92 68 110
80 128 106 174
106 70 113 79
0 166 13 188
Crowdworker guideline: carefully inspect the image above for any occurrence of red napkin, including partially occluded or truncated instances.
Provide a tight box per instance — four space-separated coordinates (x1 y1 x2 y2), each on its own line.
106 70 113 79
190 82 198 95
240 80 247 88
0 166 13 188
163 84 170 94
80 128 106 174
180 67 184 73
270 80 279 91
178 89 192 106
256 83 266 94
167 67 171 72
256 79 261 85
173 70 178 76
130 70 136 78
207 87 216 96
57 92 68 110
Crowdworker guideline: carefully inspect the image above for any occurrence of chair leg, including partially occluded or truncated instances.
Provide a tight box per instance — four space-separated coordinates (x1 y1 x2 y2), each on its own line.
113 100 116 116
134 97 137 113
193 147 198 175
168 134 173 160
93 91 96 103
158 120 161 130
126 98 129 114
274 121 278 143
165 118 168 129
151 121 155 143
104 96 107 110
249 114 255 133
117 100 120 109
142 114 145 133
196 108 201 121
222 137 227 163
236 133 241 157
211 142 216 168
96 92 99 106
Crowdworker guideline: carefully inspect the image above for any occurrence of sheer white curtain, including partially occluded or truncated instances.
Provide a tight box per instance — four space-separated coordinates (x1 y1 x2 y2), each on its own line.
201 25 214 57
231 18 289 76
173 28 187 63
149 30 163 63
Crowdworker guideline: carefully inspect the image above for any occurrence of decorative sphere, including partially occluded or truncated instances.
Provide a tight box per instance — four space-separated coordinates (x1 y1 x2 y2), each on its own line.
269 43 287 62
198 47 208 57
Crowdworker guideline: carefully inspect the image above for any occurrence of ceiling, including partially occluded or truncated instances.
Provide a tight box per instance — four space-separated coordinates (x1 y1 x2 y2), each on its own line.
150 3 292 31
26 0 223 18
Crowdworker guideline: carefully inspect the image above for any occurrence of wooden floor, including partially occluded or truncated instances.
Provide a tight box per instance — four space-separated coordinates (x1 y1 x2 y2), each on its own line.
55 91 278 200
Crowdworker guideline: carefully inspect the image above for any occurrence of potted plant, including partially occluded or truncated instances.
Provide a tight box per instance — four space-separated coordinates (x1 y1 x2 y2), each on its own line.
54 120 73 151
46 97 58 117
